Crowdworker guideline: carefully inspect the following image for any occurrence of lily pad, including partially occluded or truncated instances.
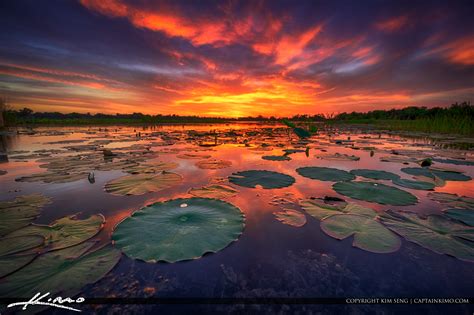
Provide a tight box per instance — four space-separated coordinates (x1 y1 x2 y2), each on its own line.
392 178 435 190
112 198 244 263
300 199 374 220
444 209 474 227
177 153 211 159
332 181 417 206
229 170 295 189
297 167 355 182
0 253 37 278
273 209 307 227
262 155 291 161
195 159 232 169
0 242 121 298
322 213 401 254
0 235 44 257
8 214 104 251
380 155 417 164
0 194 51 236
124 161 178 174
350 169 400 180
15 172 88 183
401 167 471 181
301 201 401 253
428 192 474 210
318 153 360 161
432 158 474 166
189 185 237 199
105 172 182 196
380 210 474 262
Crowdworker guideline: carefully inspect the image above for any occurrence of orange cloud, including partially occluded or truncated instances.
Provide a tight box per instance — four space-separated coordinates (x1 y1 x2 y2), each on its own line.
81 0 238 46
422 35 474 65
375 15 409 32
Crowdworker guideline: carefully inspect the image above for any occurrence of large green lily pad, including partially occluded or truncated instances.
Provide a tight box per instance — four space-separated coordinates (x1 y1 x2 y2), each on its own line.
401 167 471 181
296 167 355 182
229 170 295 189
105 172 182 196
112 198 244 263
0 194 51 236
0 242 121 298
301 200 400 253
332 181 417 206
8 214 104 251
380 210 474 262
273 209 307 227
322 214 401 254
350 169 400 180
392 178 435 190
444 209 474 227
189 184 237 199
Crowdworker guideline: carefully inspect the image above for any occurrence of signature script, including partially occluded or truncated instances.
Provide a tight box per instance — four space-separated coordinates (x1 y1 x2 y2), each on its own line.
7 292 84 312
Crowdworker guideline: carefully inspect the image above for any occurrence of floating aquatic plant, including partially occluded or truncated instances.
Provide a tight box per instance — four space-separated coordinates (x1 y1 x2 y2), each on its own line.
195 159 232 169
273 209 307 227
380 210 474 262
105 172 182 196
392 178 435 190
444 208 474 227
332 181 417 206
428 192 474 210
300 200 401 253
8 214 104 251
124 161 179 174
350 169 400 180
189 184 237 199
401 167 471 181
262 155 291 161
0 194 51 236
297 167 355 182
229 170 295 189
112 198 244 263
0 242 121 298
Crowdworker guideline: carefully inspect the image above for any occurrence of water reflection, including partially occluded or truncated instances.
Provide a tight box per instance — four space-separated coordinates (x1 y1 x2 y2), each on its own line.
0 123 473 314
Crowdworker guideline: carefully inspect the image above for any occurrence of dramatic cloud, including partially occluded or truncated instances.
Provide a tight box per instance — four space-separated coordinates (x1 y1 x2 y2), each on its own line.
0 0 473 116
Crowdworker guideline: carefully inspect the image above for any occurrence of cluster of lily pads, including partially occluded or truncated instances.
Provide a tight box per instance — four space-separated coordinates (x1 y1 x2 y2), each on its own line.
298 195 474 261
0 194 121 299
222 162 473 261
2 125 473 291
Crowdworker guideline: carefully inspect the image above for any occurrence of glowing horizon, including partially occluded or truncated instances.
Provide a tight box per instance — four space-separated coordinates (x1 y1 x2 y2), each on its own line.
0 0 473 117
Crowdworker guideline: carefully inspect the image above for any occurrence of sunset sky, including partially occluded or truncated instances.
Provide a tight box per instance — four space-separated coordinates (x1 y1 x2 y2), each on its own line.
0 0 473 117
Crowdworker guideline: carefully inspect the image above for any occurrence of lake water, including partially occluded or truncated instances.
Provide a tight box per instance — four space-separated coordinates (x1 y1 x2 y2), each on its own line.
0 123 473 314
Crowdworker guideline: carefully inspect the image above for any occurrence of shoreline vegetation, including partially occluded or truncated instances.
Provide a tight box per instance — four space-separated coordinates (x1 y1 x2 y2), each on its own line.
1 101 472 136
